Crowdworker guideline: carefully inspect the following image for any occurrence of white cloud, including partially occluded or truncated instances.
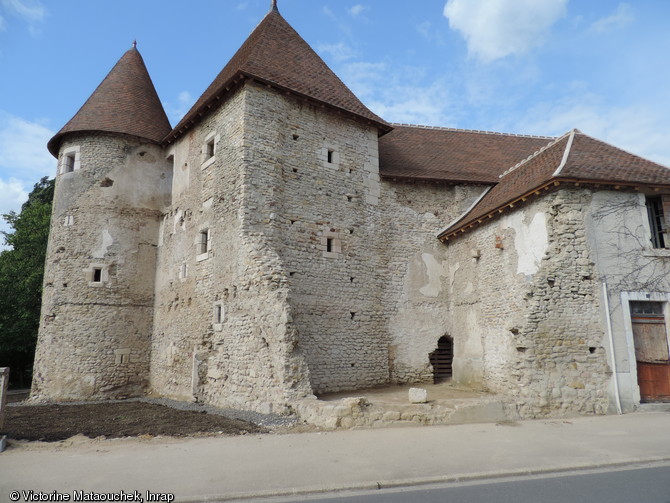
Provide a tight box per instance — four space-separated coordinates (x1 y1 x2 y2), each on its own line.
318 42 357 62
416 21 445 46
0 177 27 215
165 91 195 123
518 96 670 167
590 3 633 34
348 4 367 17
0 111 54 181
336 60 457 127
322 6 336 21
0 0 46 35
1 0 44 22
443 0 568 62
0 177 28 250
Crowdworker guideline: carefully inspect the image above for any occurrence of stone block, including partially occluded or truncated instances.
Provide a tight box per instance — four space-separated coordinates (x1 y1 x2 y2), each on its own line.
0 367 8 432
409 387 427 403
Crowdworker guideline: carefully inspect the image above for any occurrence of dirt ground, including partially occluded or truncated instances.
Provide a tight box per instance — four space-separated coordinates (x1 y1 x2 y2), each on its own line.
3 401 266 442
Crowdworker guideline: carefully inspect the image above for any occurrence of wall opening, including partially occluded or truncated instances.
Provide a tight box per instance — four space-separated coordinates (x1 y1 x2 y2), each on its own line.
630 300 670 402
646 196 669 249
92 268 102 283
429 336 453 383
205 138 215 159
63 153 76 173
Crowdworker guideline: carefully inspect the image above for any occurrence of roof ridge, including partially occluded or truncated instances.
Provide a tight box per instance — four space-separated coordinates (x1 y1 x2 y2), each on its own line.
390 123 554 139
498 129 573 179
552 129 576 177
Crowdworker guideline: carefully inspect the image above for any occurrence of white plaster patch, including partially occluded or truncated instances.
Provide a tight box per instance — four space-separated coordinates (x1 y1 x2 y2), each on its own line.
501 211 548 276
419 253 447 297
92 230 113 259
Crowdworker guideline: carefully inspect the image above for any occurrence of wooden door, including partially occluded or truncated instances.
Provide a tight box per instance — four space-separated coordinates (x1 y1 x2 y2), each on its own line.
630 301 670 401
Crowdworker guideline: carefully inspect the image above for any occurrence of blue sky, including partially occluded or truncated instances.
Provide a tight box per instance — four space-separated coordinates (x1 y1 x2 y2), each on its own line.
1 0 670 244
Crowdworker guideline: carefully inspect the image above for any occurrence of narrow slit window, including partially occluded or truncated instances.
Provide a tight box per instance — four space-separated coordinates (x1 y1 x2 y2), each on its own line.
327 149 334 163
326 237 334 253
93 268 102 283
199 229 210 254
206 138 215 159
215 305 223 324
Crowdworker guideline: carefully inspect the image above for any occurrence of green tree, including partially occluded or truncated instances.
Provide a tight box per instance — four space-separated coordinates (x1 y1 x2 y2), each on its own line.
0 176 55 388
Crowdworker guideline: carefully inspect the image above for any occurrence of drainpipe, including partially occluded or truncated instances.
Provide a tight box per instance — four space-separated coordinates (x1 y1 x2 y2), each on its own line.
602 282 622 414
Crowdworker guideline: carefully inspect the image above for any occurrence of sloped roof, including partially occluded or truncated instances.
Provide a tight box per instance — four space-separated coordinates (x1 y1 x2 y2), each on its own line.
164 7 389 144
439 130 670 241
48 46 171 157
379 125 553 183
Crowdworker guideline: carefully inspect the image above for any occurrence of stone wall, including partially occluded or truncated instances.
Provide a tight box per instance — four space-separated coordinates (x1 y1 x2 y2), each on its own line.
242 83 389 394
150 84 313 413
380 180 485 384
32 133 169 400
446 188 611 417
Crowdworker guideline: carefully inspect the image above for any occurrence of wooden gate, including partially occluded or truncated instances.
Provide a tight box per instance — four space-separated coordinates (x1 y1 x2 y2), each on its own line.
630 301 670 402
429 336 453 383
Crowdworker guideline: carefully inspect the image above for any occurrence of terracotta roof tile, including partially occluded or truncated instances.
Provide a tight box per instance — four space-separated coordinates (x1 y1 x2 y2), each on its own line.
561 133 670 185
165 9 388 143
440 131 670 240
48 47 171 157
379 125 552 183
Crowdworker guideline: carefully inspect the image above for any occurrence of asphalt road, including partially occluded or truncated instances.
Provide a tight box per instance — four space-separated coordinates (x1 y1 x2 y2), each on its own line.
264 462 670 503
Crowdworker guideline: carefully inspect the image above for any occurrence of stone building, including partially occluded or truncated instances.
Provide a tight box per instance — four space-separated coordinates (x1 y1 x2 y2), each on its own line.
32 3 670 418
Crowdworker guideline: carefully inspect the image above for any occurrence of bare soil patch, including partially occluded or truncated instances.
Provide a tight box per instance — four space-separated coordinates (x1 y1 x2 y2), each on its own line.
3 401 266 442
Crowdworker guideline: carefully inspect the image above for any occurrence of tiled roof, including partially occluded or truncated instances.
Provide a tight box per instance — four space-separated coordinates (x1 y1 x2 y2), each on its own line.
165 8 389 144
439 130 670 240
379 125 553 183
48 47 171 157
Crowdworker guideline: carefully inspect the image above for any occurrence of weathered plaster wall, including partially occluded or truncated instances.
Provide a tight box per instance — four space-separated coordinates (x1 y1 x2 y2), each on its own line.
446 189 610 417
380 181 485 384
585 190 670 412
33 133 169 400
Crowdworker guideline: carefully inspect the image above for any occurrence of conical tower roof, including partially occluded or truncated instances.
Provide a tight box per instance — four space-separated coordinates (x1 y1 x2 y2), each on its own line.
165 6 389 144
48 45 171 157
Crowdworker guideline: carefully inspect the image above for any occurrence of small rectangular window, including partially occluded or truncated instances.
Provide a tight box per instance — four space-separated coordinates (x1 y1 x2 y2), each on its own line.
327 149 334 163
93 268 102 283
206 138 215 159
326 237 333 253
215 305 222 324
199 229 210 254
646 196 668 248
64 153 76 173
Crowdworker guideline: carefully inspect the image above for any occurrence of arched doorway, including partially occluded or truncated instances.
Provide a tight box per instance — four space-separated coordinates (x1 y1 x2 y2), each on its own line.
429 336 453 383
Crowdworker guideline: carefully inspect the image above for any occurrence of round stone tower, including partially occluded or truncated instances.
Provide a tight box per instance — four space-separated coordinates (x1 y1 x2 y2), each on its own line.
31 44 172 400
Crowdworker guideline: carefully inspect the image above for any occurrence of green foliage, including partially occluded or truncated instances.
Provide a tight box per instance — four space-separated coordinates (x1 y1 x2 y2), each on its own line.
0 176 54 388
